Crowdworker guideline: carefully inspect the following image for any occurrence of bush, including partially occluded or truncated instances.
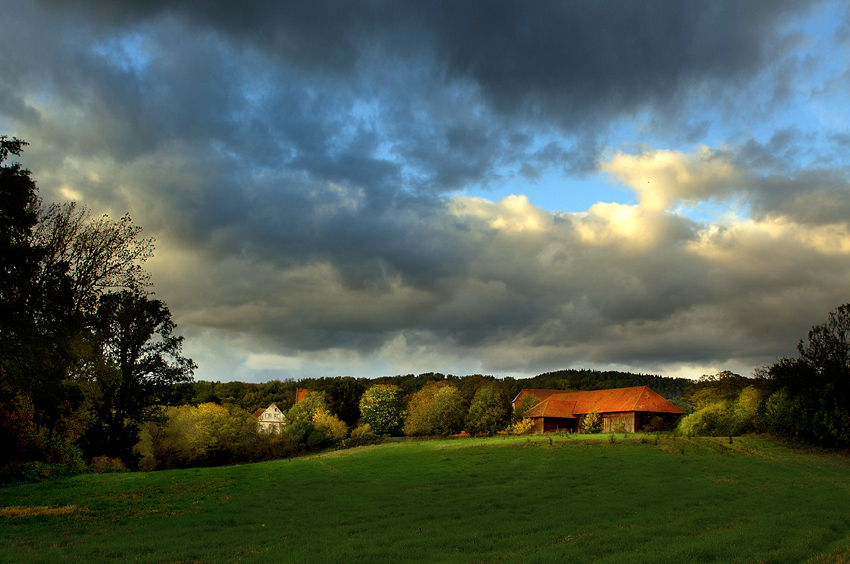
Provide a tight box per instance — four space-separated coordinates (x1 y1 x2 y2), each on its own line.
763 388 808 439
312 409 348 444
88 456 129 473
508 418 534 435
678 402 729 437
134 403 265 469
307 429 331 450
345 423 380 447
580 409 602 433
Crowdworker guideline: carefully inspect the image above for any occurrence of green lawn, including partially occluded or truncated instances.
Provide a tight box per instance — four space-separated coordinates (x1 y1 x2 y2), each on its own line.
2 435 850 563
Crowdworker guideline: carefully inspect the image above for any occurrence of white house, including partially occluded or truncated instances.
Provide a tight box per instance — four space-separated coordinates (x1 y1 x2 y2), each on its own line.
252 403 287 433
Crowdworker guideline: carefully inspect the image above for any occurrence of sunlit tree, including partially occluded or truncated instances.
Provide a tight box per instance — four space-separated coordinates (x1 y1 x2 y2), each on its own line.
465 382 511 435
359 384 404 435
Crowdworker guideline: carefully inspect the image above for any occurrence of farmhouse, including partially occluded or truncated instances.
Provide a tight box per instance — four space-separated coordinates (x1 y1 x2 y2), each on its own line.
252 403 287 433
513 386 684 433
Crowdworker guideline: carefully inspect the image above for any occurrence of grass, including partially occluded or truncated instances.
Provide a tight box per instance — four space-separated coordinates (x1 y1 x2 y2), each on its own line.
2 434 850 563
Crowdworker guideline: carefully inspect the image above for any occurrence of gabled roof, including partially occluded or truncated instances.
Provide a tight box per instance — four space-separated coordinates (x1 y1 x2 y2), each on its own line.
519 386 684 417
512 389 566 405
524 398 578 419
252 403 283 419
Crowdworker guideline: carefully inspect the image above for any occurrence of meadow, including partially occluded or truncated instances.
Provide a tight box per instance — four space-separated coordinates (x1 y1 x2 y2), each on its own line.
2 434 850 564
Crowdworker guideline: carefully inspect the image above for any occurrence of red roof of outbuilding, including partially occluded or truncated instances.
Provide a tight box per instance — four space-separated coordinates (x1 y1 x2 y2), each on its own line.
524 398 578 419
295 388 310 403
512 389 566 406
519 386 684 417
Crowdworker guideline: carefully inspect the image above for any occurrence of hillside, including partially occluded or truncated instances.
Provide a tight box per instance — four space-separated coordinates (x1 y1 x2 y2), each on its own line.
3 435 849 563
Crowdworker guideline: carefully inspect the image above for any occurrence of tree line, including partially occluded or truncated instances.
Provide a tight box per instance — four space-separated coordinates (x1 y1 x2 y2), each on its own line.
5 136 848 480
136 379 532 471
1 138 195 483
676 303 850 448
131 370 690 471
188 370 690 420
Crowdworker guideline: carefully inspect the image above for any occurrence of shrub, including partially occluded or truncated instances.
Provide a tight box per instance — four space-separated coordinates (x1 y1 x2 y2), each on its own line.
508 418 534 435
133 403 259 469
312 409 348 443
677 401 729 437
763 388 807 439
580 409 602 433
88 456 129 473
346 423 380 447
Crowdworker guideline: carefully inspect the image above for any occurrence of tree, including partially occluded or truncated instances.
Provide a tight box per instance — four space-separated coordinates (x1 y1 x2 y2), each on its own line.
32 202 154 315
312 410 348 444
82 291 195 462
0 137 39 321
286 391 329 442
359 384 404 435
512 393 541 421
0 137 79 434
403 381 466 437
465 382 511 435
764 304 850 446
797 304 850 396
322 376 366 427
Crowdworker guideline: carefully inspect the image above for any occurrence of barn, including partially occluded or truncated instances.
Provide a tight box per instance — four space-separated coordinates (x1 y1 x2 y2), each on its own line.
513 386 684 433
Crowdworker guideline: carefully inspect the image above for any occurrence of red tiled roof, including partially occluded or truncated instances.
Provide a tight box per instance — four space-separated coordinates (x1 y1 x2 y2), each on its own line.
518 386 684 417
524 398 578 419
512 389 565 406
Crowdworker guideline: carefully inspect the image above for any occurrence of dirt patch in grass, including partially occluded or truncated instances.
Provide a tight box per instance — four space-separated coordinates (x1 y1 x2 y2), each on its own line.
0 505 83 518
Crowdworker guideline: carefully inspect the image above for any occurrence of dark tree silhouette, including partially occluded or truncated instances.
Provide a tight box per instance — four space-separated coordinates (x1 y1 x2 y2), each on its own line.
83 291 195 462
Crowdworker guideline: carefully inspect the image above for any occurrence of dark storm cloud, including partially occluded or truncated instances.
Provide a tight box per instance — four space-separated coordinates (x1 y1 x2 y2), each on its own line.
4 0 848 379
32 0 815 177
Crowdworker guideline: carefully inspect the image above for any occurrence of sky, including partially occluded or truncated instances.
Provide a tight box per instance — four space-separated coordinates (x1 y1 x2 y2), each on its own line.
2 1 850 383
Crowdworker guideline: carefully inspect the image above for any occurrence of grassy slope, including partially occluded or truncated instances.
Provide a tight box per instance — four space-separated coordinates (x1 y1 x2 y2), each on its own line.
2 435 850 564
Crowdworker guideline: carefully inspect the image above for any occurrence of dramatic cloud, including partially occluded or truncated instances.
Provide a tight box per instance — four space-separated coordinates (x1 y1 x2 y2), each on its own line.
2 0 849 381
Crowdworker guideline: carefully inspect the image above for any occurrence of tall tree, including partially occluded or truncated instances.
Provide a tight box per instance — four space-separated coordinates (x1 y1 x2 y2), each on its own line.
323 377 366 427
465 382 511 435
0 136 42 355
32 202 154 315
798 304 850 396
766 304 850 446
0 137 78 433
83 291 195 462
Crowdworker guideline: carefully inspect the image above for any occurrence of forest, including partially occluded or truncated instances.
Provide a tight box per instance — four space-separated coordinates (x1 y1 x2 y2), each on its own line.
3 136 850 483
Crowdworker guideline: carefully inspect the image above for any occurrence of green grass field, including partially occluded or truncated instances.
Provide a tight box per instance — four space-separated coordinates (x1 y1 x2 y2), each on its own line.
2 435 850 563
